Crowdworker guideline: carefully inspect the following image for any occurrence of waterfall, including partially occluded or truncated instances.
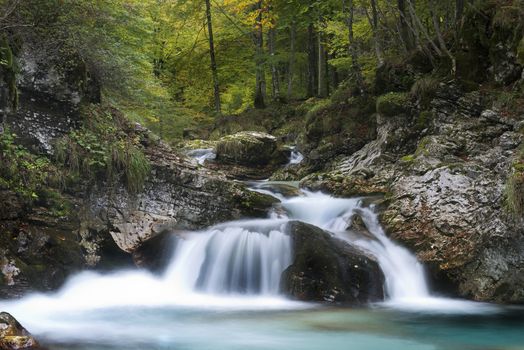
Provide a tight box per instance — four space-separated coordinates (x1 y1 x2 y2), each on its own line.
348 207 429 300
287 147 304 165
186 148 216 165
164 220 292 295
277 191 430 300
0 181 494 321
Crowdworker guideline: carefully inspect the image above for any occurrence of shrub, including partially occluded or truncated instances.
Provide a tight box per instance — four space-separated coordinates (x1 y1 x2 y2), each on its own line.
0 130 56 201
55 105 151 193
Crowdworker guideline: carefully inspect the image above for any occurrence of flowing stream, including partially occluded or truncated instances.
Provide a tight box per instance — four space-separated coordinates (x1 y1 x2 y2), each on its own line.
1 182 522 350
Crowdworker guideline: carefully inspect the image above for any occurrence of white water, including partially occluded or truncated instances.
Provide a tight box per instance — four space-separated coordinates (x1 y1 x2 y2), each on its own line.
287 147 304 165
164 220 292 295
186 148 216 165
0 183 498 339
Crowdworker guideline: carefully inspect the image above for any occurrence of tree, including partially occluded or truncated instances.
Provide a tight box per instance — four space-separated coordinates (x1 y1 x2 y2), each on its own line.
252 0 267 108
205 0 222 113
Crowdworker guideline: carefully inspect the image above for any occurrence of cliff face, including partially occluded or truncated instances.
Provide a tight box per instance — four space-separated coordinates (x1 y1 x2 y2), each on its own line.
302 82 524 303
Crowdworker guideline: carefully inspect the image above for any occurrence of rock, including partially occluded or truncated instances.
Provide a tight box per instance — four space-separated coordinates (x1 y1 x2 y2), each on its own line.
215 131 279 166
309 81 524 303
132 231 179 273
0 192 25 221
81 139 279 254
0 312 42 350
0 201 89 298
281 221 384 304
301 172 388 197
376 92 411 117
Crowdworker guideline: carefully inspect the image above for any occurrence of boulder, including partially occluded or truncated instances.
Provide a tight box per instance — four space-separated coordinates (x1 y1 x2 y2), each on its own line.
0 312 42 350
215 131 279 166
281 221 384 304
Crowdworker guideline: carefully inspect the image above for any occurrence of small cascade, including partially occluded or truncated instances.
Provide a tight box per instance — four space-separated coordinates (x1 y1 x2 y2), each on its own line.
287 147 304 165
186 148 216 165
349 207 429 300
277 191 430 300
164 220 292 295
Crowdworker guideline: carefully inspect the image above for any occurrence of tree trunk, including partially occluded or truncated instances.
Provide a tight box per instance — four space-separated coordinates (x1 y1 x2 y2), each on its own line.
268 26 280 101
307 23 317 98
205 0 221 113
331 52 340 90
397 0 414 51
347 0 364 93
318 31 328 98
287 21 296 100
455 0 465 41
429 0 456 75
254 0 266 109
369 0 384 65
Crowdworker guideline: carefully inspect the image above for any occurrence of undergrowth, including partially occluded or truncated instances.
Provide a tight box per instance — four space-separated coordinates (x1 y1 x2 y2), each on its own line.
55 105 150 193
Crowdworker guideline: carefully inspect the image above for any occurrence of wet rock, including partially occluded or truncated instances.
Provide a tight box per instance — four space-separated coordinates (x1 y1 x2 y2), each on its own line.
282 221 384 304
310 81 524 303
215 131 279 166
301 172 388 198
132 231 179 273
82 139 279 254
0 312 42 350
0 204 87 298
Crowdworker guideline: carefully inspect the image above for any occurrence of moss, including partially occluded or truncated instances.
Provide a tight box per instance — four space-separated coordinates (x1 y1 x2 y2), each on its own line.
410 77 439 109
400 154 415 163
506 171 524 219
517 37 524 65
376 92 410 117
416 110 434 130
415 136 431 156
0 35 18 110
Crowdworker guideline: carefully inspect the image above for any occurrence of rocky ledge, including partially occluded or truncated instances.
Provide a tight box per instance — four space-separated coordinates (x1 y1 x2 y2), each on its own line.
303 82 524 303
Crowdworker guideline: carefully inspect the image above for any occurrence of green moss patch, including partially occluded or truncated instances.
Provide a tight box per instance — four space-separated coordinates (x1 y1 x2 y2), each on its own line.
376 92 410 117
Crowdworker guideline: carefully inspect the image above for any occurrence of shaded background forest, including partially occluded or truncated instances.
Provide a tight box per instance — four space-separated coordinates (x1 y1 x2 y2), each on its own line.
4 0 521 140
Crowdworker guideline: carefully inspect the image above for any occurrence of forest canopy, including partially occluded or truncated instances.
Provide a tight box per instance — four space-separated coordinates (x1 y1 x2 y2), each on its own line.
1 0 523 139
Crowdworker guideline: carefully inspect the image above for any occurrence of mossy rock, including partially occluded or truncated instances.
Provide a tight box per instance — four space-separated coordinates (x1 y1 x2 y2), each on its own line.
517 37 524 65
416 110 434 130
215 131 277 166
376 92 410 117
236 188 279 218
300 172 387 197
302 96 377 162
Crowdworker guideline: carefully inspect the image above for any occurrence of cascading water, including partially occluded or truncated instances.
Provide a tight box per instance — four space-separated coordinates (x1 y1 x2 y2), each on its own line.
186 148 216 165
0 181 503 349
287 147 304 165
164 220 292 295
275 190 430 301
